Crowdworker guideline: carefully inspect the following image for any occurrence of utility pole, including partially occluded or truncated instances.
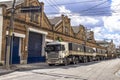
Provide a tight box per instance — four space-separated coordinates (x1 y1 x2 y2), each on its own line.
6 0 16 69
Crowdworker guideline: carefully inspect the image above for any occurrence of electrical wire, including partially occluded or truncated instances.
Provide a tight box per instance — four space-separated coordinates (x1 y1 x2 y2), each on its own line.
79 0 108 13
46 0 59 12
44 0 110 16
45 0 104 7
49 0 60 11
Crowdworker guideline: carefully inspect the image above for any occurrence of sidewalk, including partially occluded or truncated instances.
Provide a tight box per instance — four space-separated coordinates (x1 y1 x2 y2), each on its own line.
0 63 48 76
14 63 48 71
0 66 14 76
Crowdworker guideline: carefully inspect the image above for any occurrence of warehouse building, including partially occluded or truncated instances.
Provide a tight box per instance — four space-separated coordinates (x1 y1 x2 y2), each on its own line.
0 0 107 65
0 0 50 64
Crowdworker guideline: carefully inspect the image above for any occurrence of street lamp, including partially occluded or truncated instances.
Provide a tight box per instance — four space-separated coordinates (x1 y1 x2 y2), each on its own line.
6 0 16 69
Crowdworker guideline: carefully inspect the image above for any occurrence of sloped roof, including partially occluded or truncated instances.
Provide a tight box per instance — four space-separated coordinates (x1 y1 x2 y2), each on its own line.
72 26 80 33
0 0 24 9
48 17 62 25
96 40 109 44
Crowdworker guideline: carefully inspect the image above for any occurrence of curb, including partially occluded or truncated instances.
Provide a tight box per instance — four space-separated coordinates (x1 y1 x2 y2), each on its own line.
0 70 15 76
0 66 18 76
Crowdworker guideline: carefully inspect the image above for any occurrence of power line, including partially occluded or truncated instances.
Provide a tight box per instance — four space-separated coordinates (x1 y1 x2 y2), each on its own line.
46 0 59 12
46 12 120 17
44 0 110 16
45 0 104 7
49 0 60 10
44 2 120 12
79 0 108 13
45 9 120 16
44 0 120 16
45 8 113 15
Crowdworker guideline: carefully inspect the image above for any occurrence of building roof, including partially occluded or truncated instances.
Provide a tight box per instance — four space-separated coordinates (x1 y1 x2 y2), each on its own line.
0 0 24 9
96 40 109 44
72 26 80 33
48 17 62 25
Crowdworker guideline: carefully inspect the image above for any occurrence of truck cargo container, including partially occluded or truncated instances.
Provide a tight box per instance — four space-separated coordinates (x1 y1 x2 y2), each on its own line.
45 41 107 66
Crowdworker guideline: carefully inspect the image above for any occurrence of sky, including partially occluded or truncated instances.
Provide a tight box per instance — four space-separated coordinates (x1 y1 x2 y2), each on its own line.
38 0 120 47
0 0 120 47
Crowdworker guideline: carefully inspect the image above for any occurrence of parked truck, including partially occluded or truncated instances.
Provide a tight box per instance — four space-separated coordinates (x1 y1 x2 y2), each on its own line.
45 41 107 66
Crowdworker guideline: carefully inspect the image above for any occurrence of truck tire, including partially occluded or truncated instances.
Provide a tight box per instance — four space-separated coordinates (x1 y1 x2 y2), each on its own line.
63 58 68 66
72 56 79 64
89 56 93 62
48 64 54 66
72 56 76 64
75 57 79 64
83 56 87 63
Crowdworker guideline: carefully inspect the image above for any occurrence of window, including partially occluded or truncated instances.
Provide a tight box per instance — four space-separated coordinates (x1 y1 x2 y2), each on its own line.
35 14 39 23
30 12 35 22
45 44 65 52
65 27 69 34
30 13 39 23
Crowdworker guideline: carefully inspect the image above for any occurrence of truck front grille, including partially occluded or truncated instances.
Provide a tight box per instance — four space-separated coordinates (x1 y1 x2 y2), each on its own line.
47 52 59 58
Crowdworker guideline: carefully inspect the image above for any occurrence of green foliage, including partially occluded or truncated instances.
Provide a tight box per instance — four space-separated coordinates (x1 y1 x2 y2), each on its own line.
57 37 63 42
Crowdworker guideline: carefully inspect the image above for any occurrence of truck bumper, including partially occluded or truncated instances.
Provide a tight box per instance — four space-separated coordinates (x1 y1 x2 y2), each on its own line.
47 58 64 64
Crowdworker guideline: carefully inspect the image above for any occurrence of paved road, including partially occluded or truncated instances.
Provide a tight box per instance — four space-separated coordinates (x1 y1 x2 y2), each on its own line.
0 58 120 80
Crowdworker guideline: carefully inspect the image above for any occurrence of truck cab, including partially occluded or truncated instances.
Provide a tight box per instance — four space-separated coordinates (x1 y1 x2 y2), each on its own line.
45 41 68 66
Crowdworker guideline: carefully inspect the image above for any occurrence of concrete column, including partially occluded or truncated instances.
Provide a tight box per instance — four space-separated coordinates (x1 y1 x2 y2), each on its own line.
42 34 46 56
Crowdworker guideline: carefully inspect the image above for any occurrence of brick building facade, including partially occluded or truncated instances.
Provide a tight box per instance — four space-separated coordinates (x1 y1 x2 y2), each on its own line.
0 0 106 65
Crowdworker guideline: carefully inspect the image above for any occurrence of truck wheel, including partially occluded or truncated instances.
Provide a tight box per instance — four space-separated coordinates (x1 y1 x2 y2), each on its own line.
48 64 54 66
75 57 79 64
89 57 93 62
72 56 76 64
63 58 68 66
83 56 87 63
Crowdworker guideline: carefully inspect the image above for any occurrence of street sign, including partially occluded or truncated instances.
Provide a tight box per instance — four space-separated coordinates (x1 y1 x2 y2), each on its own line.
21 6 42 13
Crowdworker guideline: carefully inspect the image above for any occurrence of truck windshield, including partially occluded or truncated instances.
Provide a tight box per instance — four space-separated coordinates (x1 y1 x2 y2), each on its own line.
45 45 61 52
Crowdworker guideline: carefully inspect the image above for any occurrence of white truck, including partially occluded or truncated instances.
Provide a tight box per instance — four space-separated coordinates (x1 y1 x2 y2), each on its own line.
45 41 106 66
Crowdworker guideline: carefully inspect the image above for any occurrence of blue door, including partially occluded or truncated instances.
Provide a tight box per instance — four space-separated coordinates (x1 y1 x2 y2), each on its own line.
12 37 20 64
27 32 45 63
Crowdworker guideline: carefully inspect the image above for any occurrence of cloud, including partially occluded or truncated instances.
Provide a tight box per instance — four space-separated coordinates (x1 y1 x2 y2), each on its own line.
24 0 120 46
40 0 112 16
111 0 120 11
102 0 120 32
92 27 120 46
103 16 120 32
58 6 71 15
70 16 100 27
91 27 105 39
64 0 112 16
104 33 120 46
56 6 100 27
